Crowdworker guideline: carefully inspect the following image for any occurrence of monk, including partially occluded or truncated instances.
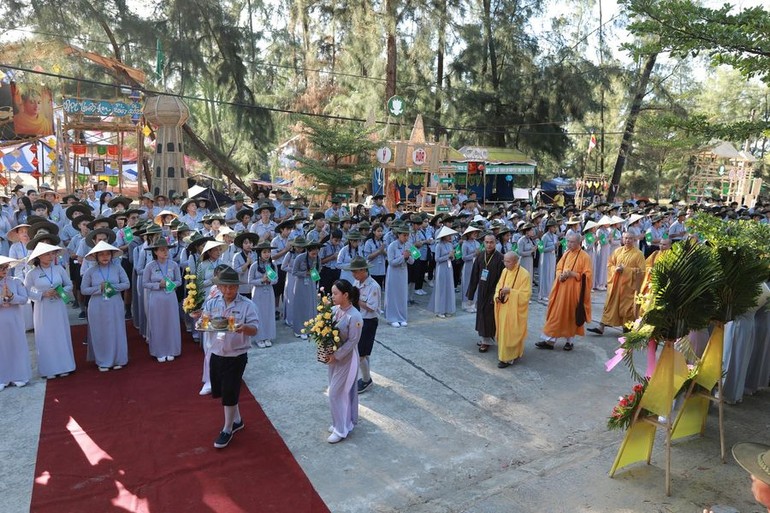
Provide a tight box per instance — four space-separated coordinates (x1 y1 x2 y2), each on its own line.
639 237 672 298
467 233 505 353
536 233 593 351
588 233 645 335
494 252 531 367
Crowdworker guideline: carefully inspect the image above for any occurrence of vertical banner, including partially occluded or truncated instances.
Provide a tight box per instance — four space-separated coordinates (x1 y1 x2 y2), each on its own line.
372 167 385 196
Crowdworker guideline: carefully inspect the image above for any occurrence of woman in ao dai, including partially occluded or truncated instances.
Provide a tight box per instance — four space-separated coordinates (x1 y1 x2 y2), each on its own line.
248 242 279 347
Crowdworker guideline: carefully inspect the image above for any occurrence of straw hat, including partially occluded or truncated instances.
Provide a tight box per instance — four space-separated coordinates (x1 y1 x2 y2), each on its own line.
27 242 61 263
462 226 481 237
200 240 227 259
732 442 770 486
596 215 614 227
341 255 370 271
85 241 123 261
7 224 31 243
154 210 179 226
215 226 236 242
435 226 459 239
0 256 21 268
566 216 581 225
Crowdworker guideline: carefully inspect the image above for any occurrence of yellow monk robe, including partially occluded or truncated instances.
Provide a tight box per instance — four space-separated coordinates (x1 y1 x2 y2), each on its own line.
600 245 645 327
542 249 593 338
639 249 666 297
494 264 531 362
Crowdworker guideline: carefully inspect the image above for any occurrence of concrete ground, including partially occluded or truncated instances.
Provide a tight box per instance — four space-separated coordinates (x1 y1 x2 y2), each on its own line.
2 287 769 513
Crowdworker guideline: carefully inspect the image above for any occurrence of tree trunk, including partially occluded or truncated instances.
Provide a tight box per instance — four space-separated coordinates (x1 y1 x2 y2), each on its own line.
607 53 657 202
434 0 446 141
384 0 397 101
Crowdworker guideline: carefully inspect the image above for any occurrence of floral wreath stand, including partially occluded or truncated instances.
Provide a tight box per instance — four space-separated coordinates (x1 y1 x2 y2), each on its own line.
609 340 688 496
609 329 727 496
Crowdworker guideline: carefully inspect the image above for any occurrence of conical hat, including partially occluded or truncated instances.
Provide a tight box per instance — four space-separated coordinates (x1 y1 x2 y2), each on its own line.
200 240 227 259
596 215 614 227
85 240 123 261
610 215 625 224
627 213 644 225
434 226 459 239
27 242 61 263
0 256 21 268
462 226 481 237
582 220 597 232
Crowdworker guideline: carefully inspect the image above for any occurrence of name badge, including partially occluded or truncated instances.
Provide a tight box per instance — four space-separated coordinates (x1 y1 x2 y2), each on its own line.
480 269 489 281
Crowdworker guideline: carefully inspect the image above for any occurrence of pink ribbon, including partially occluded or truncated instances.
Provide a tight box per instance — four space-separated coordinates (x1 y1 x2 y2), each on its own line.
605 347 625 372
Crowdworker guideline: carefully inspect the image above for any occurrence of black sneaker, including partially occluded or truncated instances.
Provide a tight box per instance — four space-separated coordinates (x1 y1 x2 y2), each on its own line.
274 311 281 321
214 430 233 449
78 311 87 320
232 420 244 433
357 379 373 394
125 310 132 320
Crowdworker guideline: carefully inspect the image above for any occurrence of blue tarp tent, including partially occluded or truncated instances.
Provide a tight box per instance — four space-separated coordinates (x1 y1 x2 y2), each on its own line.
540 178 575 203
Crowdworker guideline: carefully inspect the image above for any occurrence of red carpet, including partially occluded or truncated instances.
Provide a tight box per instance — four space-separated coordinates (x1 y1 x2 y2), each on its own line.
31 323 330 513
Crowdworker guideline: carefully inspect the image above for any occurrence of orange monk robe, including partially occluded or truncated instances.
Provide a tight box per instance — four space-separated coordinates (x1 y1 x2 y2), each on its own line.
600 245 645 327
542 249 593 338
494 265 531 362
639 249 666 296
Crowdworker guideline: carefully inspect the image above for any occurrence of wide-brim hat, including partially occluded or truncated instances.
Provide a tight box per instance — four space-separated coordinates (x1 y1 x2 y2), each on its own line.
154 210 179 225
255 201 275 213
496 227 511 238
233 231 260 248
85 228 117 248
650 214 663 223
143 223 163 236
205 213 226 224
392 225 411 234
231 193 248 202
346 230 364 241
33 200 54 213
213 266 243 285
140 192 155 202
88 216 117 230
627 213 644 225
21 235 48 253
429 213 446 226
732 442 770 486
7 224 31 243
236 208 254 222
86 240 123 261
185 234 214 254
342 255 371 271
110 210 129 220
583 220 598 233
65 203 92 220
327 215 341 224
200 240 227 259
146 237 176 251
174 223 194 236
108 196 133 209
29 220 60 239
0 255 21 268
565 216 581 225
254 240 277 251
408 214 424 224
180 198 197 212
279 193 293 201
275 219 296 232
435 225 458 239
27 242 61 262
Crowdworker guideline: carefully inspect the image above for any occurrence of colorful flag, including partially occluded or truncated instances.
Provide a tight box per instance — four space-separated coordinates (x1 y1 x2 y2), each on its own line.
588 133 597 154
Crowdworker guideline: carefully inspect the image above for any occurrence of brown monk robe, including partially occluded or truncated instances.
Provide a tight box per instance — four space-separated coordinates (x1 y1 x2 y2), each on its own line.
467 233 505 352
588 232 645 334
537 233 593 351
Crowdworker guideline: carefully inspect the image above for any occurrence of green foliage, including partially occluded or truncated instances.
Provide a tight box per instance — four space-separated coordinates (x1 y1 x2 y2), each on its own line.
289 117 379 196
643 238 720 339
686 213 769 321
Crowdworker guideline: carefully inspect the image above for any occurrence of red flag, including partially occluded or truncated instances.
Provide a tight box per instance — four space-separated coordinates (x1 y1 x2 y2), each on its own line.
588 133 597 154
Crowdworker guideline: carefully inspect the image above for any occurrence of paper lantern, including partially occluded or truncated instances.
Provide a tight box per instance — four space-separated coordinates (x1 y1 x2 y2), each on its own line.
107 145 119 156
142 125 151 137
47 137 56 146
77 174 89 185
48 151 56 160
29 144 37 154
31 157 39 167
49 164 58 175
31 170 41 179
0 176 7 186
97 145 107 155
108 176 118 186
72 144 87 155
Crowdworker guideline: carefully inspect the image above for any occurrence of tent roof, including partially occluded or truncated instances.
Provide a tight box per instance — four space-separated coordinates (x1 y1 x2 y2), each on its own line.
455 146 537 165
699 140 741 159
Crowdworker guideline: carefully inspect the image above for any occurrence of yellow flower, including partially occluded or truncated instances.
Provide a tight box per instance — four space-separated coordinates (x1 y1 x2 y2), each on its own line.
186 267 191 272
301 328 306 334
189 284 197 290
332 330 339 336
317 305 323 311
334 336 340 343
323 312 331 320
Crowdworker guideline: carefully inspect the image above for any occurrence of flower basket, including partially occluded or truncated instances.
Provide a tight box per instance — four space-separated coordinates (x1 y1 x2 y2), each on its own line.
303 293 340 364
182 267 205 314
316 345 334 364
607 381 650 431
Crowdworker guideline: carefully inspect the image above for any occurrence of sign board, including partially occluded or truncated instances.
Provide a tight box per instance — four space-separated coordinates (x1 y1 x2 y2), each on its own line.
412 147 427 166
376 146 392 164
436 206 450 213
387 95 405 117
63 97 142 118
484 165 535 175
439 177 454 184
